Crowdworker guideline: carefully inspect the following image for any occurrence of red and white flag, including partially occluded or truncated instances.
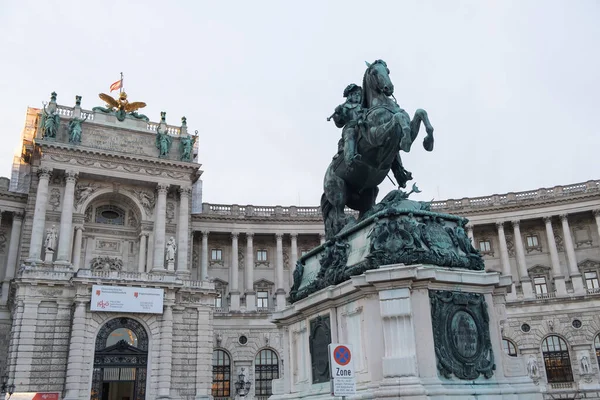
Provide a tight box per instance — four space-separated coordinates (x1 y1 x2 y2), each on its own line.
109 79 122 92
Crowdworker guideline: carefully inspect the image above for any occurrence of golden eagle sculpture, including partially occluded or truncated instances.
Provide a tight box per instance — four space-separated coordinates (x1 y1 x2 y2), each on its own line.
93 92 149 122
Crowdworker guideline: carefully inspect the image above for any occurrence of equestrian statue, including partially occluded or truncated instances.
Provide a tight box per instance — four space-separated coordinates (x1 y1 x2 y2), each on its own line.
322 60 434 240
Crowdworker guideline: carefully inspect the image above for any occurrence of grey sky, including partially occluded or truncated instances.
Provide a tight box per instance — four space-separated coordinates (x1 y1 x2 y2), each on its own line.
1 0 598 206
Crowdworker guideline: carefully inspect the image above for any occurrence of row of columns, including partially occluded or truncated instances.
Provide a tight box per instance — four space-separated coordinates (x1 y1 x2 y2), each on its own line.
25 166 192 274
198 231 322 311
486 212 600 298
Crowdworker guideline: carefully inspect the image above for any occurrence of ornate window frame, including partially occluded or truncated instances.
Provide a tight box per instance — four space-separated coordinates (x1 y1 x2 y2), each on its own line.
541 335 574 383
578 260 600 292
478 238 494 257
524 232 542 253
254 348 280 397
212 349 231 398
256 249 269 267
528 265 553 296
255 279 274 310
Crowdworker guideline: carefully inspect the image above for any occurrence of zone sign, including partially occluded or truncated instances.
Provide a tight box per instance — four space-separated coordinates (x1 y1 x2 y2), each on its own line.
329 343 356 396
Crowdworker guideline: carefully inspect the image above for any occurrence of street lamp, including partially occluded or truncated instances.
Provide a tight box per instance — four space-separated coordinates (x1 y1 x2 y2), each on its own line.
234 368 252 397
0 375 15 398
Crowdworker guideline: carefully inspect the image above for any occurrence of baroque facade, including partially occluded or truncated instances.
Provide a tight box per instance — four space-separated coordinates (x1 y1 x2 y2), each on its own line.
0 93 599 399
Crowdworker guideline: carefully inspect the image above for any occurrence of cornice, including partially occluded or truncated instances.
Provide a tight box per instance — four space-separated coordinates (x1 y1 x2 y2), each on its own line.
37 139 202 171
39 145 202 182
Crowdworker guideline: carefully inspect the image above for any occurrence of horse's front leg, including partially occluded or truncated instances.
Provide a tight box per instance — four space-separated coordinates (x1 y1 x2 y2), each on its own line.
412 109 434 152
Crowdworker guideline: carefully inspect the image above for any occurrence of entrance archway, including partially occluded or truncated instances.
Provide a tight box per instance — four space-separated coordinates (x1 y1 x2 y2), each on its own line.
91 318 149 400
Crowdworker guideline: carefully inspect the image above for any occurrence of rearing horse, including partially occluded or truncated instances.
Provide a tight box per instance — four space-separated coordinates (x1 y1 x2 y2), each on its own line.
320 60 435 240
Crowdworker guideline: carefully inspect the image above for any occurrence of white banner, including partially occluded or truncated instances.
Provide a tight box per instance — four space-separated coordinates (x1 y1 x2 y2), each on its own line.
91 285 164 314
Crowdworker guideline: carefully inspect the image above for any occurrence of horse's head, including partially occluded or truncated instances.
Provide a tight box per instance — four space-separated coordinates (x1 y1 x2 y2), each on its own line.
364 60 394 100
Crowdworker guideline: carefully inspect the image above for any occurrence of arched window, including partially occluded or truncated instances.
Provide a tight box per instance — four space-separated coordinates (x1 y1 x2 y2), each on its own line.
255 349 279 398
502 339 518 357
542 335 573 383
594 334 600 366
212 350 231 398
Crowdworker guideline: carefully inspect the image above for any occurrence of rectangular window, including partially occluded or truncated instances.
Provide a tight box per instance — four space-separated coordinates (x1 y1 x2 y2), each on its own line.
479 240 491 252
585 271 599 289
526 235 539 248
257 249 268 262
534 276 548 295
211 249 222 261
214 293 222 308
257 291 269 308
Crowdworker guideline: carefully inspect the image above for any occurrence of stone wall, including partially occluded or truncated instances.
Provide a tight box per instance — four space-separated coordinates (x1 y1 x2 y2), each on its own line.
29 300 70 392
172 307 199 399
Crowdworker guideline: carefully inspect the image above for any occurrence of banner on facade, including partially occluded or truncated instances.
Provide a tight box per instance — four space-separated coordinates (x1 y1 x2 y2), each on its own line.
90 285 164 314
6 393 60 400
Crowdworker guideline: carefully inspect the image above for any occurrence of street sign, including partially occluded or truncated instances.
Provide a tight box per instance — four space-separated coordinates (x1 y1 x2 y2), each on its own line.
329 343 356 396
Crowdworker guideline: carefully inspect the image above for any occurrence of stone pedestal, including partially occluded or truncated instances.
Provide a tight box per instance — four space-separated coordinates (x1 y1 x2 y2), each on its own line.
167 260 175 272
271 264 542 400
44 249 54 263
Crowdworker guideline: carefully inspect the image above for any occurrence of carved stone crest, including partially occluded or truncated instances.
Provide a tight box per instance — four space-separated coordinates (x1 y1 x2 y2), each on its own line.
49 188 61 211
91 256 123 271
430 290 495 380
166 202 175 223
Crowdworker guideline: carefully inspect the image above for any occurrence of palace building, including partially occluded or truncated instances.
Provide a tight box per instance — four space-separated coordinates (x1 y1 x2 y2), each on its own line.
0 93 599 399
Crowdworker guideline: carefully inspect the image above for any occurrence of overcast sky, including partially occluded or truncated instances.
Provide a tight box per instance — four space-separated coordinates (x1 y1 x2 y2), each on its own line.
1 0 598 206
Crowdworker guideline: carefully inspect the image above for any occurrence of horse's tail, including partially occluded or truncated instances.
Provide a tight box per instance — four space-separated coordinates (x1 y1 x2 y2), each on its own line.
320 192 333 240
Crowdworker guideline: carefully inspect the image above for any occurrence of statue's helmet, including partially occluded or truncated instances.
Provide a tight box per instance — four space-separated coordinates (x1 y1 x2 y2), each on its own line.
343 83 361 98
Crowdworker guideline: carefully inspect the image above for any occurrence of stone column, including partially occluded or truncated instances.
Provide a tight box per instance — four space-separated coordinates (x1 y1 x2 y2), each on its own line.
245 233 256 311
138 233 148 273
194 307 213 400
27 167 52 262
56 170 78 264
290 233 298 287
63 300 86 400
512 220 534 298
201 230 209 280
230 232 240 310
497 222 518 300
544 217 567 295
594 210 600 251
71 226 84 272
177 187 191 275
561 214 585 293
275 233 286 310
466 225 475 244
158 301 174 399
152 183 169 271
1 212 23 304
319 233 326 245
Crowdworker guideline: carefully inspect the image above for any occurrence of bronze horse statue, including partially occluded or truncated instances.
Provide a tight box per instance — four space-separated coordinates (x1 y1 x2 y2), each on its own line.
321 60 435 239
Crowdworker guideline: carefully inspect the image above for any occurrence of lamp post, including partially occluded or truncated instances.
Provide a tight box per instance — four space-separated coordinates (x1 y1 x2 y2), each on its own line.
234 367 252 397
0 375 15 398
